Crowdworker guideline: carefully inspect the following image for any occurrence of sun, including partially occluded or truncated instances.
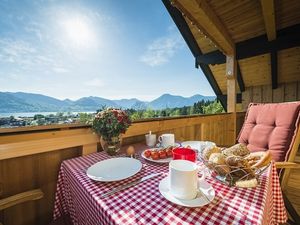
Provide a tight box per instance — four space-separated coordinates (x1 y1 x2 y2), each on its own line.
62 16 96 48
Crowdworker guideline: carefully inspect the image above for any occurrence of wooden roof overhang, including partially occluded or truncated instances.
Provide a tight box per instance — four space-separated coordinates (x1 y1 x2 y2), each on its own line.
163 0 300 111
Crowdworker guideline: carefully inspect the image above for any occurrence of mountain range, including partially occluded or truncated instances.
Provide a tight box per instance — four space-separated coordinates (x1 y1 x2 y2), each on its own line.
0 92 215 113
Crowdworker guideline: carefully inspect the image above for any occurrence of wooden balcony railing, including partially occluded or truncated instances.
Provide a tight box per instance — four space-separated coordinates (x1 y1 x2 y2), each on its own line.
0 112 245 225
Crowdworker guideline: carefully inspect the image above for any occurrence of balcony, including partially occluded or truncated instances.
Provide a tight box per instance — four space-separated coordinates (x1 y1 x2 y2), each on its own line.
0 111 299 224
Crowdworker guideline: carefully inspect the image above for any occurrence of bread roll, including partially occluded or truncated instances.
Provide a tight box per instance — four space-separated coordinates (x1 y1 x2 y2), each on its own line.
235 178 258 188
225 155 243 167
203 146 221 160
209 153 226 165
223 144 250 157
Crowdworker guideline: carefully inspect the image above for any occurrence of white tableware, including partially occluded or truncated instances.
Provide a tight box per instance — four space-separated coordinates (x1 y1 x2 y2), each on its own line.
145 133 157 147
181 141 216 152
159 176 215 207
141 144 180 164
169 160 200 199
86 158 142 182
158 133 175 147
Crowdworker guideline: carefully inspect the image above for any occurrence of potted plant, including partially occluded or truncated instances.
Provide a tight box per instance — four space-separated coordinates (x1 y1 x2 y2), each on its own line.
92 108 131 155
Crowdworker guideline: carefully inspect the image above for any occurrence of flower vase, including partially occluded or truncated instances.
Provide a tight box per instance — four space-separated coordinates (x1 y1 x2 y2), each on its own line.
100 135 122 156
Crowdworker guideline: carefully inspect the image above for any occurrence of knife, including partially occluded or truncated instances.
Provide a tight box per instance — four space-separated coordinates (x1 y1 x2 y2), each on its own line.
101 173 162 198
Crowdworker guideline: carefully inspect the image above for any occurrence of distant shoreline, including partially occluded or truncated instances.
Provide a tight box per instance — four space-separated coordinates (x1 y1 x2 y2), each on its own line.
0 111 95 118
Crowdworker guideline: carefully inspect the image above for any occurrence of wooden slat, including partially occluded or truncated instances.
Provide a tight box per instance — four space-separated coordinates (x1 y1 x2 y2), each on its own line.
260 0 276 41
0 128 91 144
252 86 262 103
262 85 273 103
275 162 300 169
242 87 252 110
173 0 234 54
275 0 300 30
0 133 99 160
209 0 266 42
273 83 284 103
0 189 43 211
278 47 300 84
284 82 297 102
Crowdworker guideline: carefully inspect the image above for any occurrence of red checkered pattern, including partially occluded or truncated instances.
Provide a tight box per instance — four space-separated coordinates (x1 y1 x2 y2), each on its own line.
53 151 287 225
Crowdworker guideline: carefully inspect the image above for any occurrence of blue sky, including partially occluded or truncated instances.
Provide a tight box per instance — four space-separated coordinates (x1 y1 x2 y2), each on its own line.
0 0 214 101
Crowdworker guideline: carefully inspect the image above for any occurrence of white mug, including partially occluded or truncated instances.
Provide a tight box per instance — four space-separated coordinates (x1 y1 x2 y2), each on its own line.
169 160 202 200
158 133 175 147
145 134 156 147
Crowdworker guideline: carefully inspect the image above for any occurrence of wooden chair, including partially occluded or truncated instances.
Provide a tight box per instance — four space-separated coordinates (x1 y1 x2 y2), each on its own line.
0 189 44 224
237 102 300 224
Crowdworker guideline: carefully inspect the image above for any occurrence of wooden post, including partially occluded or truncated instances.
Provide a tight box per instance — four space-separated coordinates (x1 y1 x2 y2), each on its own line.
82 143 97 156
226 55 237 113
226 54 237 142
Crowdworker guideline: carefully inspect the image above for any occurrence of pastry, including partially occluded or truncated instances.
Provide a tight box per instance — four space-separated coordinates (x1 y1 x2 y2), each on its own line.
245 151 272 169
225 155 244 167
235 178 258 188
222 143 250 157
203 146 221 160
209 153 225 165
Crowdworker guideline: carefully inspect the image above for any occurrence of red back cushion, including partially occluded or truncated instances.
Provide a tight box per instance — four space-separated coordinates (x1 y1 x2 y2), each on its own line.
237 102 300 162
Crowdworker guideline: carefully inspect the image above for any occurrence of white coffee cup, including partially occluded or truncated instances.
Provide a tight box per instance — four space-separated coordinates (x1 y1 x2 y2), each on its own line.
169 160 201 200
145 134 156 147
158 133 175 147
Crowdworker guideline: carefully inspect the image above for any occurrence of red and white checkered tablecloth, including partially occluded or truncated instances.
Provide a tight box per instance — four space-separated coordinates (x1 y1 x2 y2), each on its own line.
53 149 287 225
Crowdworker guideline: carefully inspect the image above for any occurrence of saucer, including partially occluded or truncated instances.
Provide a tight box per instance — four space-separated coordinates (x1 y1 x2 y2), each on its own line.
158 177 215 207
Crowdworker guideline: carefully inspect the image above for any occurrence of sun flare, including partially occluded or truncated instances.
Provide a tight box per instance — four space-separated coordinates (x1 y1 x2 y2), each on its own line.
62 16 96 48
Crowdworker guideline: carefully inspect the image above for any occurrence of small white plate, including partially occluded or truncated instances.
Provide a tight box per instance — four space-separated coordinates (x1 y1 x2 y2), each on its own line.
86 158 142 182
159 177 215 207
141 148 172 163
181 141 215 151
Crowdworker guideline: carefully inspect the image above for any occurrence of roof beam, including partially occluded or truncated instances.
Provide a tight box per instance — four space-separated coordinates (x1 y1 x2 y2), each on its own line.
172 0 235 55
237 63 245 92
271 50 278 89
162 0 227 110
217 94 242 104
196 24 300 64
260 0 276 41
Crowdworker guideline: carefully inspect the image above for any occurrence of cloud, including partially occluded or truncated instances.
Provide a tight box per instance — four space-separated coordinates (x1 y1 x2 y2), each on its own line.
52 67 69 73
140 32 184 67
0 38 71 73
84 78 104 87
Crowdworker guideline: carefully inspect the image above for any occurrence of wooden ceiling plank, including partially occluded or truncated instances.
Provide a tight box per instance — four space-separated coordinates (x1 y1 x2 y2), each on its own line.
172 0 235 55
260 0 276 41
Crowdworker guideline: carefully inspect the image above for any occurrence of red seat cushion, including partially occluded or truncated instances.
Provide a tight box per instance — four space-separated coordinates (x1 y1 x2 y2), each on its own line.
237 102 300 162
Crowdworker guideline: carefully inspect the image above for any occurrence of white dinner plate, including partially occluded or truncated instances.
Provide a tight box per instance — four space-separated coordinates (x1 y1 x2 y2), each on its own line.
141 148 173 163
86 158 142 182
159 177 215 207
181 141 216 152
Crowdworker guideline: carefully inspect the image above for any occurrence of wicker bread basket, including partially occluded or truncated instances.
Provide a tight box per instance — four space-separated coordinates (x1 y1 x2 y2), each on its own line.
198 144 270 187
